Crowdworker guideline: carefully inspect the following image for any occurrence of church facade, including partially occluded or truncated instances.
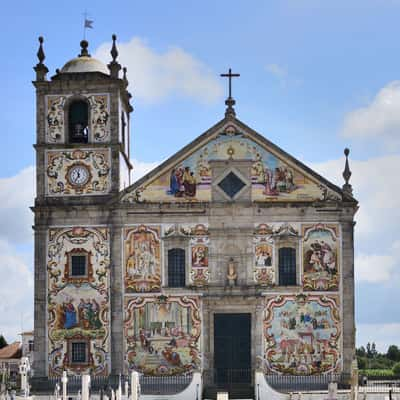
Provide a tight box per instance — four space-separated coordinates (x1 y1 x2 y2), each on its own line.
32 37 358 380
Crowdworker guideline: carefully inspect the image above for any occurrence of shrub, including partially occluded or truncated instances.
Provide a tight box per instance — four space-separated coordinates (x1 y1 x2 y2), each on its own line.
393 362 400 375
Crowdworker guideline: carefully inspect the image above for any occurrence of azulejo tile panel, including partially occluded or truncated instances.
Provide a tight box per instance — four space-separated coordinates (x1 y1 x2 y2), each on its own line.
302 224 340 291
46 148 111 196
263 294 341 375
46 227 110 376
124 295 202 375
45 94 110 143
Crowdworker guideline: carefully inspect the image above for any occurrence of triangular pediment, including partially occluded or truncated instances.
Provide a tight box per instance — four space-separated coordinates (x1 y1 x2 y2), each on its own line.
121 117 350 204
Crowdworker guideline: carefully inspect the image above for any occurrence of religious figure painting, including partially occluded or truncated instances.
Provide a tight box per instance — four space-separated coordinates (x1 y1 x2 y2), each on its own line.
124 296 202 376
253 227 275 286
123 129 332 204
263 294 341 375
302 224 340 291
46 226 110 376
124 225 162 293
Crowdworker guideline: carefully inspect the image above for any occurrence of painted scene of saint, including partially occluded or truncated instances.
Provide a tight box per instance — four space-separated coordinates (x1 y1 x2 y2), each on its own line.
264 295 341 375
124 225 161 293
302 224 339 291
125 297 201 375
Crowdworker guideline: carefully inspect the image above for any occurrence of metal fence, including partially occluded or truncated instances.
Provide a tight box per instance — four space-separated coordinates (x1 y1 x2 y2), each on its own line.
264 373 351 392
359 375 400 393
30 374 193 395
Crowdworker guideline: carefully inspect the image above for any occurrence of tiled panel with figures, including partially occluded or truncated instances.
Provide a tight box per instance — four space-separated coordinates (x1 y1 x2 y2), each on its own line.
124 295 202 375
46 227 110 376
263 294 341 375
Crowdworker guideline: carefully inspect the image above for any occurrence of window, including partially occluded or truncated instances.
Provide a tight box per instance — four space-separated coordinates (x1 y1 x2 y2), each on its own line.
71 254 87 277
71 342 87 364
28 340 34 352
278 247 297 286
69 100 89 143
218 171 246 199
168 248 186 287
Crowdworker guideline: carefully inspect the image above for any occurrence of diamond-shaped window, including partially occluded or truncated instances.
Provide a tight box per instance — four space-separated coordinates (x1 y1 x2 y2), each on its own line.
218 171 246 199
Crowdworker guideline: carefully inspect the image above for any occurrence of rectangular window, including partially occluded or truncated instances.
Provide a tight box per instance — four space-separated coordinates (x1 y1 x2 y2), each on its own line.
28 340 34 352
279 247 297 286
71 342 87 364
168 248 186 287
71 254 87 277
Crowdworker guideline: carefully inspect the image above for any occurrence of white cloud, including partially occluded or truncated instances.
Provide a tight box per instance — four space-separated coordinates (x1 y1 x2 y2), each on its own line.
131 158 160 182
265 63 302 87
0 166 35 244
94 37 223 104
0 239 33 343
311 154 400 238
355 253 396 283
266 63 287 79
357 323 400 351
341 81 400 148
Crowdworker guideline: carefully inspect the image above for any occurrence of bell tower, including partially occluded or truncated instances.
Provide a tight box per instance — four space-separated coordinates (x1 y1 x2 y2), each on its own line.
33 35 132 203
32 36 132 377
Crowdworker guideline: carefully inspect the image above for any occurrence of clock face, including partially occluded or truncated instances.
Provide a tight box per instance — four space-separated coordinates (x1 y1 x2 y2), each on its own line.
67 164 91 187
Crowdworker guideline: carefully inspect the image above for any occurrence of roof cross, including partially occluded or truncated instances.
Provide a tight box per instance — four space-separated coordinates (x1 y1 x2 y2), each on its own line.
220 68 240 117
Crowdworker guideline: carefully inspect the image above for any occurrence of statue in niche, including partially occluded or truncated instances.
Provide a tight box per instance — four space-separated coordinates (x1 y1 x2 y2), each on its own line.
226 258 237 287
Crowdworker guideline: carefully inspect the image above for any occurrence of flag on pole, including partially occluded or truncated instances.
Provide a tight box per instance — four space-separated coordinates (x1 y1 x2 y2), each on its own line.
84 19 94 29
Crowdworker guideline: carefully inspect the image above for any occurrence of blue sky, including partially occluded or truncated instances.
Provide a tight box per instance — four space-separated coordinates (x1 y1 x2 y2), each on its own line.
1 0 399 351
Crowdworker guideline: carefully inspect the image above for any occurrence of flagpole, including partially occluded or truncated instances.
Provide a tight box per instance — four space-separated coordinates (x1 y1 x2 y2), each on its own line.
83 11 87 40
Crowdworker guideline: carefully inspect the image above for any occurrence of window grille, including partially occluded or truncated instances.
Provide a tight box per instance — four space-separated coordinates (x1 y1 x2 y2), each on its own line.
168 248 186 287
71 342 87 364
278 247 296 286
218 172 246 199
71 255 87 277
69 101 89 143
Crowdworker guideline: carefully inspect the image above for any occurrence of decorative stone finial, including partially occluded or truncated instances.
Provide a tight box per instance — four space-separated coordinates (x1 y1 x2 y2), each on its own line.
79 40 90 57
342 148 353 196
111 34 118 61
34 36 48 81
122 67 129 87
108 34 121 78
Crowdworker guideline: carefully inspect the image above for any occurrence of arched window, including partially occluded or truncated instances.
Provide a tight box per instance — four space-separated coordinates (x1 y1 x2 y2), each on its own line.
69 100 89 143
168 248 186 287
278 247 296 286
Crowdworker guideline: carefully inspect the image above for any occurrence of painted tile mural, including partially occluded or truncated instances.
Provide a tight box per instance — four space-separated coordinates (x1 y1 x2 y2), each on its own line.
45 94 110 143
263 294 341 375
46 148 111 196
124 296 201 375
47 227 110 376
253 224 275 286
45 95 67 143
124 225 162 293
123 127 339 203
302 224 340 291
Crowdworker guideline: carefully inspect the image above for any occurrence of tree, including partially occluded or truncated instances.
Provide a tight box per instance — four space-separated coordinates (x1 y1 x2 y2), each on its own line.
357 346 367 357
371 342 378 357
387 345 400 362
0 335 7 349
393 362 400 375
